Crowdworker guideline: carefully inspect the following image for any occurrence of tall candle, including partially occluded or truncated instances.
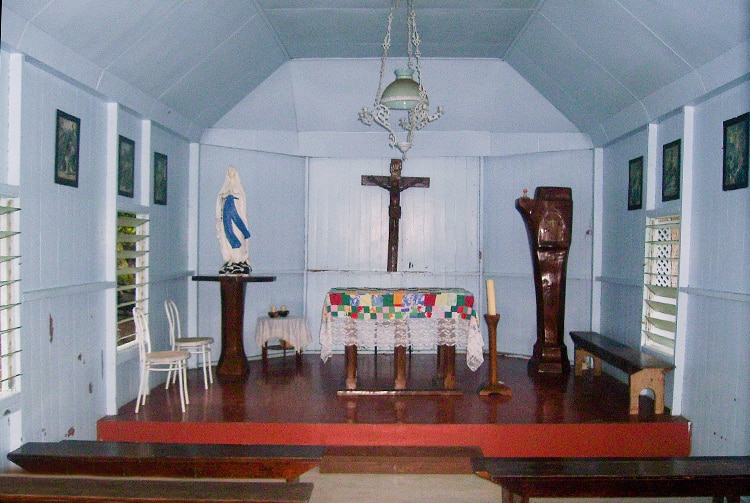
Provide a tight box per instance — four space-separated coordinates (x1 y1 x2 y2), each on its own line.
486 279 496 315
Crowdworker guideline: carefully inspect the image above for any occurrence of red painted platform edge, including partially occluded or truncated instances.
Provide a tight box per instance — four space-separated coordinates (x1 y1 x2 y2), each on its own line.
97 420 691 458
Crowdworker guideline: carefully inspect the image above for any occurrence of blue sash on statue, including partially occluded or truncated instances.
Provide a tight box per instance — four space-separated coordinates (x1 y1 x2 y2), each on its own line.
222 195 251 249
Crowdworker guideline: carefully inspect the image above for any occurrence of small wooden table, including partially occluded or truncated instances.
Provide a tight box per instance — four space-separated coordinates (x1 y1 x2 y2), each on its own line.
255 316 312 365
192 275 275 377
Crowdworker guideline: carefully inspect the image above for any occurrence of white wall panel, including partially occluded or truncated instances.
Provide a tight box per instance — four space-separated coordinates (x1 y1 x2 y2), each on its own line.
195 147 306 360
7 55 193 444
599 78 750 455
483 149 594 358
677 80 750 455
307 157 480 273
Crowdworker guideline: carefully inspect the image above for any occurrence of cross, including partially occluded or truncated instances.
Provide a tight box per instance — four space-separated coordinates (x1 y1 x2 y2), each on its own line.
361 159 430 272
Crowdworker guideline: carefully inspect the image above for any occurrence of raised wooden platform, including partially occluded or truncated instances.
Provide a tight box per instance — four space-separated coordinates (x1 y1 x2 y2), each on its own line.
320 446 482 474
97 354 691 458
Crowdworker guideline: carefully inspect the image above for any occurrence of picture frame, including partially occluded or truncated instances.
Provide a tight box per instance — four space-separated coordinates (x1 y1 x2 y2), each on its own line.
722 112 749 191
153 152 168 205
118 135 135 198
627 156 643 210
661 139 681 202
54 110 81 187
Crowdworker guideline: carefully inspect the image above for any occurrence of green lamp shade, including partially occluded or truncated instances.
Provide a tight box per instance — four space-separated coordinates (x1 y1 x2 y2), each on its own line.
380 69 426 110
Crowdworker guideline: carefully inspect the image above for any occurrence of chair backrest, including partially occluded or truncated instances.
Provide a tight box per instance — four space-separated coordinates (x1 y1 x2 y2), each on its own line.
133 307 152 361
164 299 181 349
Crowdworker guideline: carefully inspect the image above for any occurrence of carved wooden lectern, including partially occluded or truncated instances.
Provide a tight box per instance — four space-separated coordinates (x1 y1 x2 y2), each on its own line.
515 187 573 376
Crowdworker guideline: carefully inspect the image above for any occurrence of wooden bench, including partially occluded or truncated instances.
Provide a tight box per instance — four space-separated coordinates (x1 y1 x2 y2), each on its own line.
570 331 674 415
0 473 313 503
473 456 750 503
7 440 324 483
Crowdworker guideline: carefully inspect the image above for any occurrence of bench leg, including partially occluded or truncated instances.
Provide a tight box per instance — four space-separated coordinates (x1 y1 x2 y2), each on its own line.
574 348 602 376
629 368 666 415
501 487 528 503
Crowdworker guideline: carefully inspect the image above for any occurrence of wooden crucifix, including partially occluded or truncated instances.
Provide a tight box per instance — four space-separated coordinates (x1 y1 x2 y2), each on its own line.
362 159 430 272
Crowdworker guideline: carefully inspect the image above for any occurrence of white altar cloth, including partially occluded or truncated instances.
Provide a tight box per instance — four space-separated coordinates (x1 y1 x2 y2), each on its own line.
255 316 312 349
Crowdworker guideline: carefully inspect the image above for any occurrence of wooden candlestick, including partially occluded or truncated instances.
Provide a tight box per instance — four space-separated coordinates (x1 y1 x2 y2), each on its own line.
480 314 512 397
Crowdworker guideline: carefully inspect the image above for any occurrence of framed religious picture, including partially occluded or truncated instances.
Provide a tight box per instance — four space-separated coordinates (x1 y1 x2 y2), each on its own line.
661 139 681 202
153 152 168 205
54 110 81 187
627 156 643 210
118 135 135 198
722 112 749 191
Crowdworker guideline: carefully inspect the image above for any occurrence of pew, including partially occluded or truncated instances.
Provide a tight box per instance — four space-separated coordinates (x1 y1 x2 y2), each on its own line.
570 330 674 415
472 456 750 503
0 473 313 503
7 440 324 483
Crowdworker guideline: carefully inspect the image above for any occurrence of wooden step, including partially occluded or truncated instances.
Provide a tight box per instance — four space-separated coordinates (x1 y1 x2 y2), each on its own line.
320 445 483 474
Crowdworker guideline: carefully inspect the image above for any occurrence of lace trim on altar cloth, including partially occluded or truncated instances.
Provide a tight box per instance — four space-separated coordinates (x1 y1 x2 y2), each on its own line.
319 317 484 371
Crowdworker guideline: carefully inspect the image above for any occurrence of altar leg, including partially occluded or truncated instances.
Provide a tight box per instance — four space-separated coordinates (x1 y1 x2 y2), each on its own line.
436 345 445 378
217 279 249 377
441 345 456 389
345 345 357 390
394 346 407 390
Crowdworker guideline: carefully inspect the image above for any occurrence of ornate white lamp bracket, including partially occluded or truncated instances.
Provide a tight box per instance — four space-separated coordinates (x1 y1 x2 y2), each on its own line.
359 0 443 159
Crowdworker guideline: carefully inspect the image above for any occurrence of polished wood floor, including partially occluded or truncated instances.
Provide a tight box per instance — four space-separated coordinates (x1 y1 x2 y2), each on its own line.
98 352 691 457
108 352 675 424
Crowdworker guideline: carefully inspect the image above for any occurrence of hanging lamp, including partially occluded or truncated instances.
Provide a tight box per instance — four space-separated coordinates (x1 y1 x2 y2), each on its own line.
358 0 443 159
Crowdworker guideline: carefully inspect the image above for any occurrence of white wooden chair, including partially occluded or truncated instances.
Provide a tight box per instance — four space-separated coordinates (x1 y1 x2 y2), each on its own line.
165 299 214 389
133 308 190 413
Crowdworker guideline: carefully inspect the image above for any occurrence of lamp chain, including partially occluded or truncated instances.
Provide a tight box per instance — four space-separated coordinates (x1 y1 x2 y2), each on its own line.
359 0 443 159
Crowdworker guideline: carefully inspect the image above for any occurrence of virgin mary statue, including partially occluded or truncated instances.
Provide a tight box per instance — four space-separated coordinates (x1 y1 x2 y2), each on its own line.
216 167 252 274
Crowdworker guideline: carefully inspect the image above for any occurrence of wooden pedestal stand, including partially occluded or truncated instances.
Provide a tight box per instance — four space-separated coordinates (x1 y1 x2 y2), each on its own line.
479 314 512 397
192 275 276 377
516 187 573 376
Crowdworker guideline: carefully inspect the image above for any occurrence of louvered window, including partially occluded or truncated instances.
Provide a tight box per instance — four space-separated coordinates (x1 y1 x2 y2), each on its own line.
116 212 149 347
0 198 21 393
641 215 680 356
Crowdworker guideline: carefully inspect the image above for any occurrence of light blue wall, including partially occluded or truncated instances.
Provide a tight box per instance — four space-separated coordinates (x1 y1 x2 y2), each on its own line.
17 57 110 447
599 128 648 344
679 81 750 455
600 78 750 455
303 157 482 352
0 51 192 465
0 39 747 471
194 145 594 359
483 150 594 358
195 146 306 361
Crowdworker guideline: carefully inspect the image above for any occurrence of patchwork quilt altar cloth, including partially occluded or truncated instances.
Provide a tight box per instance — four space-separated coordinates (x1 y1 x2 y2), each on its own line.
319 287 483 371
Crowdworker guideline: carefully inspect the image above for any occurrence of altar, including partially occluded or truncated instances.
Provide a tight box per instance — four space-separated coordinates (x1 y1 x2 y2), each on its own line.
319 287 483 390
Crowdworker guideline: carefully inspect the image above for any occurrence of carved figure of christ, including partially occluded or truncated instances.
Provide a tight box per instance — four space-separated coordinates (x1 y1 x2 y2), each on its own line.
361 159 430 272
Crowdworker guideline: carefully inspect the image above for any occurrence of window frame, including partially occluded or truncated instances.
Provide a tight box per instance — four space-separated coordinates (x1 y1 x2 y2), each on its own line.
641 214 680 357
0 197 21 395
116 212 149 349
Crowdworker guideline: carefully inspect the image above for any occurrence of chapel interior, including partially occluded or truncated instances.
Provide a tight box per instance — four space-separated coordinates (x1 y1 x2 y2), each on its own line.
0 1 749 501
